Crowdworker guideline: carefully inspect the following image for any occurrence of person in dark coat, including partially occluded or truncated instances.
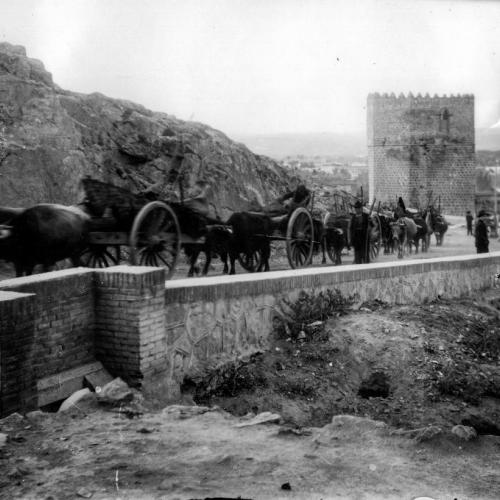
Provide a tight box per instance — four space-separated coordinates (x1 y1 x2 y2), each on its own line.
465 210 474 236
394 197 407 220
350 200 370 264
475 210 489 254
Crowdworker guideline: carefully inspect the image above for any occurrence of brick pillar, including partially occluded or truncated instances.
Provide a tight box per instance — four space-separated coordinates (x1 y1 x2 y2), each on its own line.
0 291 37 416
93 266 167 388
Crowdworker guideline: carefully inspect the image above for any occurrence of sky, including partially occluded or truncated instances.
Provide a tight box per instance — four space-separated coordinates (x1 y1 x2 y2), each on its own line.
1 0 500 135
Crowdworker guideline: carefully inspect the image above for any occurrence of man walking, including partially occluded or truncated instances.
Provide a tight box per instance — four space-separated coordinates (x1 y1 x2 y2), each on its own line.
465 210 473 236
475 210 489 254
350 200 370 264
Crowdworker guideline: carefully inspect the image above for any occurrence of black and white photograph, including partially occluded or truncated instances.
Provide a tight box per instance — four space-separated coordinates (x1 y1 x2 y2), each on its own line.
0 0 499 498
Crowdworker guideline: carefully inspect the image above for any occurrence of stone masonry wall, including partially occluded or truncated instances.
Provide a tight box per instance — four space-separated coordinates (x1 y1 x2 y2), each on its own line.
164 253 500 385
368 93 475 214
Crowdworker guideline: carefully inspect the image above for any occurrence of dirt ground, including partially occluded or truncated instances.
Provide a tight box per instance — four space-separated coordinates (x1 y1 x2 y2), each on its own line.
1 287 500 499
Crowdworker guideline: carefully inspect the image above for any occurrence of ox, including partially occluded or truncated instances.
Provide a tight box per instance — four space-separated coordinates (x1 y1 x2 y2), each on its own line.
390 217 418 259
379 213 395 255
324 226 346 265
323 215 349 265
0 204 90 277
424 207 448 246
226 212 273 275
411 215 429 253
433 214 448 246
183 225 232 277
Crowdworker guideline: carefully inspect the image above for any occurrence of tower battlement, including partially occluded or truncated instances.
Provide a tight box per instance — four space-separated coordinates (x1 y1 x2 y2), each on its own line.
368 92 474 100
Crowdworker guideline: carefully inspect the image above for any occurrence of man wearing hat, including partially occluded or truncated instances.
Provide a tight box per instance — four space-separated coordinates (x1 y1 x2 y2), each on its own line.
350 200 370 264
475 210 489 254
465 210 474 236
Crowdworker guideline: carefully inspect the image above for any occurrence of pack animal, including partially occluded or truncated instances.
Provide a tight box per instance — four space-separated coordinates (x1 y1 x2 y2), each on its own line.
379 213 395 255
0 204 90 277
323 215 349 265
390 216 417 259
432 213 448 246
183 225 232 277
410 214 429 253
226 212 273 275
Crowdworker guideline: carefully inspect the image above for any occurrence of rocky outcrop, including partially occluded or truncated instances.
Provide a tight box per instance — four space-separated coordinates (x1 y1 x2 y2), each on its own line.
0 42 293 218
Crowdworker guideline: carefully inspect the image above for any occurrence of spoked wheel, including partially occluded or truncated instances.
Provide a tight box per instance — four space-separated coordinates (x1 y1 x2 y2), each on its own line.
368 213 382 262
237 249 262 272
129 201 181 280
286 207 314 269
80 245 120 268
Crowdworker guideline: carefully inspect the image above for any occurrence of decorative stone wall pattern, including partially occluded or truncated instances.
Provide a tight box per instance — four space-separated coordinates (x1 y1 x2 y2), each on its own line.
165 294 276 383
367 93 475 214
164 253 500 383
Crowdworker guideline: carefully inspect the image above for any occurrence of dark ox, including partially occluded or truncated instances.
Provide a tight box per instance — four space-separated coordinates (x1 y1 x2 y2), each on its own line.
379 213 395 254
433 214 448 246
410 215 429 253
424 208 448 247
226 212 273 275
391 217 418 259
183 225 232 277
323 215 349 265
0 204 90 277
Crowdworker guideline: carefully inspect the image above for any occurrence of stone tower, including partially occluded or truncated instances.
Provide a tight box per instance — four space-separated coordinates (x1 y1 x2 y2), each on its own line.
367 93 475 214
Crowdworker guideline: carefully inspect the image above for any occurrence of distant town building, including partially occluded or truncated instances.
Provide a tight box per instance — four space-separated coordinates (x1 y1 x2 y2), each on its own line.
367 93 475 214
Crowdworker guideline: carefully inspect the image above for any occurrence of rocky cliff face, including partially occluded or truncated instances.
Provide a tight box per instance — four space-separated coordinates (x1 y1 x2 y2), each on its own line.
0 42 294 219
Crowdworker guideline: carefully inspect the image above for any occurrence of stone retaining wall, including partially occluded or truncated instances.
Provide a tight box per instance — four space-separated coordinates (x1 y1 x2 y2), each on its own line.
0 253 499 415
164 254 500 385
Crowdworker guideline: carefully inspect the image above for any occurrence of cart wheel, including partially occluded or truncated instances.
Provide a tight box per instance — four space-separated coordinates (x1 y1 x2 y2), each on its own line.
369 213 382 262
286 207 314 268
129 201 180 280
80 244 120 268
237 249 262 272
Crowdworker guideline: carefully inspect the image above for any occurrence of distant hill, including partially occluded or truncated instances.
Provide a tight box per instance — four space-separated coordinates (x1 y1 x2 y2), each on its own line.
231 132 367 160
232 128 500 160
476 128 500 151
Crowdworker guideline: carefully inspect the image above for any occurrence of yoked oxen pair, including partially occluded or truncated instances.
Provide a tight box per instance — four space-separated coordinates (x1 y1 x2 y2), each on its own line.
183 211 274 277
0 204 90 277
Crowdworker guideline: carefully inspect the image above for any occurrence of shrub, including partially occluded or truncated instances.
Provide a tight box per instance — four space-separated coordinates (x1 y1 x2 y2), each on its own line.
434 360 484 404
275 288 356 342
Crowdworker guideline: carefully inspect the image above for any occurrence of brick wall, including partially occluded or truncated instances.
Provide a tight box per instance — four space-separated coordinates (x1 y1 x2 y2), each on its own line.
0 291 37 415
368 93 475 214
94 266 167 387
0 269 95 380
